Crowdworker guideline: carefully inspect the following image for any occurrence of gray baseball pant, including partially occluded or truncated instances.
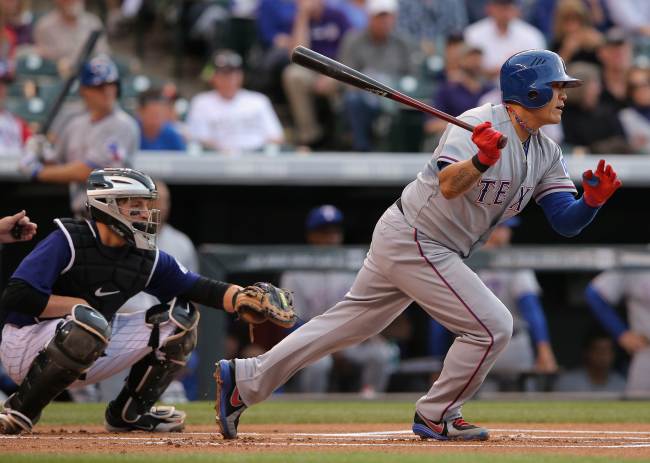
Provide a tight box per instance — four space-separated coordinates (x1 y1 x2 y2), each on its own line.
235 204 513 422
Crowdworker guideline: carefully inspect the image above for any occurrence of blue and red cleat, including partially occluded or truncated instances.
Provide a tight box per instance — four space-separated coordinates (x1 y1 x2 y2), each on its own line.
215 359 247 439
412 411 489 440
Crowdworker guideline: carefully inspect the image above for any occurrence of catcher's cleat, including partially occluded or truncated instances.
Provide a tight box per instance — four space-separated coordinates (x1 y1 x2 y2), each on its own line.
0 406 34 435
412 412 489 441
215 359 247 439
104 405 186 432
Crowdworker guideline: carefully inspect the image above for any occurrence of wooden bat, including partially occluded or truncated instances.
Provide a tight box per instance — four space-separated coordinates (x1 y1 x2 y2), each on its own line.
291 46 507 148
39 28 103 135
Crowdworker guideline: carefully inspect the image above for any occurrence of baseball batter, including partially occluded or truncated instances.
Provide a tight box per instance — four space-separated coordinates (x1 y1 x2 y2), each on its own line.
216 50 621 441
0 168 293 434
585 271 650 394
19 55 138 215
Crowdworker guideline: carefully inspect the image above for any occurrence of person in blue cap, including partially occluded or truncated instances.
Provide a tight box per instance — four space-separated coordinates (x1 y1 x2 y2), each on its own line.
280 205 398 396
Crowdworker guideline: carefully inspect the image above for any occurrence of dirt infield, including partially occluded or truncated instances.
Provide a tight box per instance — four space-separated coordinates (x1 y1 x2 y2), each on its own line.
2 423 650 457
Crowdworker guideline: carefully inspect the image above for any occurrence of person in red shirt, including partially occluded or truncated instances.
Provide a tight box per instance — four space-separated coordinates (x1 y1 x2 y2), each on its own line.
0 59 30 153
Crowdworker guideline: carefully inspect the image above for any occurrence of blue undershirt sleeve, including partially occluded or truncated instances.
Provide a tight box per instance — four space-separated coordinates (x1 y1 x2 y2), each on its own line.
538 191 600 237
584 284 627 339
517 293 550 344
428 319 452 356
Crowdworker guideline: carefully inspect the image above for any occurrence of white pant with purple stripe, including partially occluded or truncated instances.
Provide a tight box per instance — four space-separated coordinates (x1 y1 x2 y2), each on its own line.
0 310 176 389
235 204 513 422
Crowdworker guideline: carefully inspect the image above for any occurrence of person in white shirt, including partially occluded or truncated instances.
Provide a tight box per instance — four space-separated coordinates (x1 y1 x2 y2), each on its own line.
464 0 545 78
186 50 284 153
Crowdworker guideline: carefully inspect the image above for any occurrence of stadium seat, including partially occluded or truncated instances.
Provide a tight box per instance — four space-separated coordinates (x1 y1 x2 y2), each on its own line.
16 53 59 78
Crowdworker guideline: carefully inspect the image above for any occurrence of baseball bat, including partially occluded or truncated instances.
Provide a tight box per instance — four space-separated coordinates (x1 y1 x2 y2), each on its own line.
291 46 507 148
39 28 103 135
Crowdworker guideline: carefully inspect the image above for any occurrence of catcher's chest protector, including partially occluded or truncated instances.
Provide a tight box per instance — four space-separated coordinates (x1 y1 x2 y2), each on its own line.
52 218 157 321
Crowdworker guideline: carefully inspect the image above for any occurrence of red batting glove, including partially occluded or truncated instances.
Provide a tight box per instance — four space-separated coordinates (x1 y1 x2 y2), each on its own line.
472 122 503 167
582 159 622 207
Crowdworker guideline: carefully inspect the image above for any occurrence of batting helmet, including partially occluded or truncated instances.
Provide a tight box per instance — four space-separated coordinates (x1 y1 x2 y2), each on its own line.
500 50 582 109
79 54 119 87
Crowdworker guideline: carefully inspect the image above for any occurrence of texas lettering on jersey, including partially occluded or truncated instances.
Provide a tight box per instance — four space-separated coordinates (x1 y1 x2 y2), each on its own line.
475 179 534 212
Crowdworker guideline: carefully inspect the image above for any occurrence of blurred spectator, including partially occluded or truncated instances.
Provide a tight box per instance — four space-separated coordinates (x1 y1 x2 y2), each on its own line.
561 61 633 154
464 0 546 77
585 270 650 395
0 0 33 46
18 55 138 215
0 60 30 152
430 219 558 392
282 0 350 147
280 205 398 396
554 333 626 392
34 0 110 72
550 0 603 65
339 0 415 151
329 0 368 30
620 67 650 154
137 89 186 151
529 0 610 40
396 0 468 56
596 28 633 112
251 0 296 104
604 0 650 37
186 49 284 153
425 44 493 137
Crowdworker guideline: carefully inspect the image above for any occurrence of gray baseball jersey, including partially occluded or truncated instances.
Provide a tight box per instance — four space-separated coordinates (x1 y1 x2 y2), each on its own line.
401 103 576 257
55 108 139 213
590 271 650 393
591 271 650 339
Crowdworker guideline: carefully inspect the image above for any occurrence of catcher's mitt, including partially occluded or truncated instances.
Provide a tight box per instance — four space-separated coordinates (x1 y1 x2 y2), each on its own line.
233 282 296 329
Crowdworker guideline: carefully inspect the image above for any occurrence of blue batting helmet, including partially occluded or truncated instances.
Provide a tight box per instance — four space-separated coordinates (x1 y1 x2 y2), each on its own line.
80 55 119 87
500 50 582 109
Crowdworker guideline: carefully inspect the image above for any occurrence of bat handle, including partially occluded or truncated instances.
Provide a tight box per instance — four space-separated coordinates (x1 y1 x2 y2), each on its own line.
497 135 508 149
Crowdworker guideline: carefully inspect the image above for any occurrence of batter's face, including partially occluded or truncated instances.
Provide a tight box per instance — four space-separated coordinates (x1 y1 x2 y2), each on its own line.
307 226 343 246
528 83 568 127
484 226 512 249
81 83 117 116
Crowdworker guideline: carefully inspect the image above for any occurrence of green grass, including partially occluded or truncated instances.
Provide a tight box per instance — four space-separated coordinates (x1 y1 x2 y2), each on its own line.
38 399 650 426
3 454 650 463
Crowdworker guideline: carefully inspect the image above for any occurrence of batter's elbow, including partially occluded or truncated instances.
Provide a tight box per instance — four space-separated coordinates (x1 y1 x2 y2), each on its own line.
440 183 459 200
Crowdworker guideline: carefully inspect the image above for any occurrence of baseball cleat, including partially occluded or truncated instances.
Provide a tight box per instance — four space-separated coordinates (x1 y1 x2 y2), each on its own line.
412 411 489 441
104 405 186 432
0 405 34 435
215 359 247 439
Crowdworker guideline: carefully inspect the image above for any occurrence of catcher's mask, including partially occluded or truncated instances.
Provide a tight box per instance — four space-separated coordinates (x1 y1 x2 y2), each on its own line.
86 168 160 250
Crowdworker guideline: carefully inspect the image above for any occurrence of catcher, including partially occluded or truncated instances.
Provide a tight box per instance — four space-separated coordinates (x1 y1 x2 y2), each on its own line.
0 168 295 434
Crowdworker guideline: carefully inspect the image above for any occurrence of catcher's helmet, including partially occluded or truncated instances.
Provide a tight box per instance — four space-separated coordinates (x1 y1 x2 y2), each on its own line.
80 54 119 87
500 49 582 109
86 168 159 250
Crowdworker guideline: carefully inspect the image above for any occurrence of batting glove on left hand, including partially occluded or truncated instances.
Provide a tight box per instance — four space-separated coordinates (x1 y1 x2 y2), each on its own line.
18 152 43 180
582 159 622 207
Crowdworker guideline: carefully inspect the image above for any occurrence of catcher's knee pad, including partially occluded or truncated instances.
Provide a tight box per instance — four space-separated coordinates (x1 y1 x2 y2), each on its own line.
6 305 109 423
108 298 198 422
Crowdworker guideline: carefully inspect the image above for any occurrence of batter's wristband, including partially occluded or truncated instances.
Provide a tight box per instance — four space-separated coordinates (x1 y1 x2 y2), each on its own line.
472 154 490 173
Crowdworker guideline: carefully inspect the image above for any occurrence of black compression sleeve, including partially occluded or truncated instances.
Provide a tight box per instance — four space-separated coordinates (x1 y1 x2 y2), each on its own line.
180 276 231 310
0 279 49 317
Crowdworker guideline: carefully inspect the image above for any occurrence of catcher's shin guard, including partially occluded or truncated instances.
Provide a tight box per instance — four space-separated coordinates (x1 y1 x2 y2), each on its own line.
105 298 198 432
1 305 109 434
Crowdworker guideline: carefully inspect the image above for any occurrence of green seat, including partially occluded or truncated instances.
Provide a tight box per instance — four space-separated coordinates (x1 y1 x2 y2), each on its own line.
16 53 59 78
